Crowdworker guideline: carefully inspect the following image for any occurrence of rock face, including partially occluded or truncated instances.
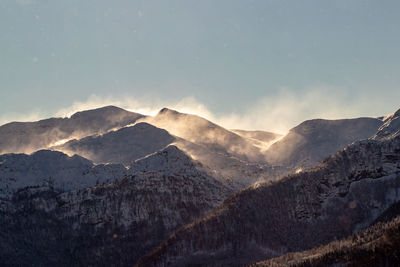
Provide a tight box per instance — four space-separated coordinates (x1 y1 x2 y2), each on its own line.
265 117 383 169
0 146 232 266
136 125 400 266
0 106 144 154
55 122 176 165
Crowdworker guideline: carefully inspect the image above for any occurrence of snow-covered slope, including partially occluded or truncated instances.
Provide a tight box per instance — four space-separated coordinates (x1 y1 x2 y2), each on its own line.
373 108 400 141
0 106 144 154
174 139 288 190
136 114 400 266
54 122 176 165
140 108 265 162
0 150 126 198
0 145 232 266
130 144 201 174
231 129 282 153
265 117 383 169
48 117 284 190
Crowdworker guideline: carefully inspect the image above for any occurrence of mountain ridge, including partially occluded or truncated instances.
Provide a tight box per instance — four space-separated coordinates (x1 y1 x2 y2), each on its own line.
0 106 145 154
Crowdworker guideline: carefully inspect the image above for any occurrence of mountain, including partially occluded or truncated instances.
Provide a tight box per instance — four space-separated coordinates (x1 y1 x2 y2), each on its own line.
265 117 383 169
0 106 144 154
54 122 176 165
136 114 400 266
140 108 265 163
44 110 284 190
0 150 126 198
169 139 287 190
51 118 283 190
2 105 399 266
0 145 232 266
135 108 285 188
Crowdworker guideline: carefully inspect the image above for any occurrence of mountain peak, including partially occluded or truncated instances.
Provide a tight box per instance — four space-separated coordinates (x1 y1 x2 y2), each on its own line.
130 145 197 173
70 105 141 119
158 107 180 115
373 107 400 140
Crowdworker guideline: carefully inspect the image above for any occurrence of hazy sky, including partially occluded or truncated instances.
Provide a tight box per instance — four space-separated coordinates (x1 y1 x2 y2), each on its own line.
1 0 399 132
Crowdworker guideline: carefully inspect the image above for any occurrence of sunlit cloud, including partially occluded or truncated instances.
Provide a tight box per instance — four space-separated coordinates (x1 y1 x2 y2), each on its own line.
1 86 394 134
53 94 214 120
210 86 371 134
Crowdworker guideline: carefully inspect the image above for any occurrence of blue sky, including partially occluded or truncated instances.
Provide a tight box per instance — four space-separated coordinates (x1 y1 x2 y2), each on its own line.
1 0 399 132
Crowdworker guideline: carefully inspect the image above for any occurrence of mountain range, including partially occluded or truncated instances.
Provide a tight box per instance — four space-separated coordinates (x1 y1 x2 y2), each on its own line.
1 105 399 266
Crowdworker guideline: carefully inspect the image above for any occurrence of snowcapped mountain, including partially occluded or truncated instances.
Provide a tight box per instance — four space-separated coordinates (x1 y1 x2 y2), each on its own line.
174 139 288 190
1 104 400 266
265 117 383 169
0 106 144 154
54 122 176 165
135 112 400 266
48 108 284 190
140 108 265 163
0 145 232 266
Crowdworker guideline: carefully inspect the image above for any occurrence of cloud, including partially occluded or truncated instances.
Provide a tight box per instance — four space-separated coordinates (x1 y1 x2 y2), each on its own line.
180 85 393 134
1 86 393 133
210 87 371 134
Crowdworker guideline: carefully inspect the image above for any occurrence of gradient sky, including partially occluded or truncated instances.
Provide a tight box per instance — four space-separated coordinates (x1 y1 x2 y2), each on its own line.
1 0 399 131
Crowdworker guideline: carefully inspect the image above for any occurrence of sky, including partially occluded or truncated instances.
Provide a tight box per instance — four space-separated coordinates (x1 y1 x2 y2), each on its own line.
1 0 399 133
